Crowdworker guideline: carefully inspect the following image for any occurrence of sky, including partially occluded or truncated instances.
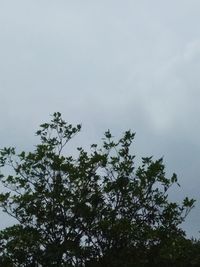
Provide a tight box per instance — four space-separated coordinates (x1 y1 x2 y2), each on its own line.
0 0 200 237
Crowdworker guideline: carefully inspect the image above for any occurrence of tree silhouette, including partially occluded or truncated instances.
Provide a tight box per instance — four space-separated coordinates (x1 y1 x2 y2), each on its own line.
0 112 196 266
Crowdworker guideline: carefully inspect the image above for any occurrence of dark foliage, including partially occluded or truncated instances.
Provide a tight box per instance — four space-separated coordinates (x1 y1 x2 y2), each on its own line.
0 112 197 266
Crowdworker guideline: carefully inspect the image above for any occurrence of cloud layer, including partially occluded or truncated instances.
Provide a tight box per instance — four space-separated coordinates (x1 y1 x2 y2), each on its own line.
0 0 200 237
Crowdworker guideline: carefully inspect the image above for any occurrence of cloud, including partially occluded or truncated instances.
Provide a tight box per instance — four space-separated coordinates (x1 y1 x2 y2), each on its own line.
0 0 200 237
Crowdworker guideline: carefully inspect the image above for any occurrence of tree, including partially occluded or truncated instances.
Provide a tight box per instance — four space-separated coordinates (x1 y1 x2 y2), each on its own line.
0 112 195 266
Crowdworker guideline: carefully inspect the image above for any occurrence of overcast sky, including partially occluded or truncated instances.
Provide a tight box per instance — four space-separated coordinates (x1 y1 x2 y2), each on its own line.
0 0 200 237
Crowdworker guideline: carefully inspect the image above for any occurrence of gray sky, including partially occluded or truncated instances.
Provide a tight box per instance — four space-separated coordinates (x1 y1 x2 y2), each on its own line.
0 0 200 237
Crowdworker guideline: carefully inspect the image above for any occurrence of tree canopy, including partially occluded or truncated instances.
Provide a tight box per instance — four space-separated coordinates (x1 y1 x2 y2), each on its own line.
0 112 197 266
